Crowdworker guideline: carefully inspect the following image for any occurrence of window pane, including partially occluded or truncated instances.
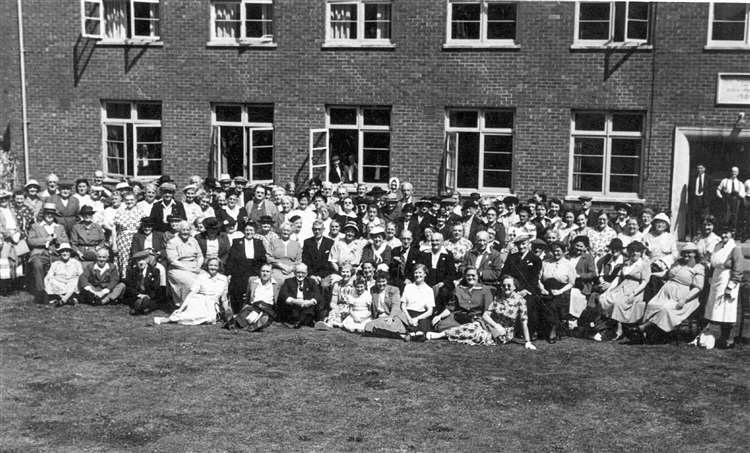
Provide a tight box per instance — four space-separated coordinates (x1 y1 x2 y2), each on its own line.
713 22 746 41
363 145 390 166
610 175 638 193
215 3 241 38
484 134 513 153
484 152 512 170
247 105 274 123
252 146 273 163
627 20 648 40
136 127 161 142
451 3 481 40
574 138 605 155
363 108 390 126
252 129 273 148
137 157 162 176
574 113 605 131
246 3 273 38
330 130 358 167
611 156 640 174
579 2 610 20
330 108 357 125
106 102 131 119
612 113 642 132
449 110 478 128
457 132 479 187
614 2 626 42
575 156 604 173
483 170 511 188
252 164 273 181
133 2 160 37
362 166 389 183
107 125 124 141
330 4 357 39
220 126 245 178
714 3 747 21
487 22 515 40
611 138 642 157
578 3 610 40
215 105 242 122
363 132 390 149
629 2 649 20
487 3 516 39
103 1 128 40
573 174 603 192
485 110 513 129
364 4 391 39
137 103 161 120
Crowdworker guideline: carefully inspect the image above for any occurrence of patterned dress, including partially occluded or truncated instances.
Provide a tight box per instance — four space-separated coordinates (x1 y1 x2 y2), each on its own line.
639 262 705 332
444 292 528 346
587 226 617 258
114 206 142 277
444 238 473 267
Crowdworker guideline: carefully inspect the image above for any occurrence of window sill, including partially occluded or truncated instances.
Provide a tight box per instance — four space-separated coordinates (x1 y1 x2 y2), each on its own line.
206 40 277 48
564 195 645 204
442 42 520 51
457 190 517 199
95 40 163 47
704 44 750 51
321 42 396 50
569 43 653 51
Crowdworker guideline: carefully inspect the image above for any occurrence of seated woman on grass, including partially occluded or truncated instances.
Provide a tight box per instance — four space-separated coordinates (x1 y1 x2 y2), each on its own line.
400 264 435 341
44 242 83 306
323 264 354 328
341 277 372 333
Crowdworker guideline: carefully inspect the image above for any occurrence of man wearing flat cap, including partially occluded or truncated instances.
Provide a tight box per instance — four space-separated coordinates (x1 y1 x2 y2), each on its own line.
578 195 598 227
149 182 186 232
461 200 484 243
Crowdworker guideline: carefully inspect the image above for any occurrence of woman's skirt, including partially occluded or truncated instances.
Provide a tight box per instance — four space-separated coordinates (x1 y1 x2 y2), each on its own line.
167 293 219 325
168 268 198 306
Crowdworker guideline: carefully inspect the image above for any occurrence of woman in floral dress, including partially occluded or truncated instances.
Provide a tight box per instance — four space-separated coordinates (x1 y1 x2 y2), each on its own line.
112 192 142 278
443 224 473 269
440 275 536 350
324 264 354 327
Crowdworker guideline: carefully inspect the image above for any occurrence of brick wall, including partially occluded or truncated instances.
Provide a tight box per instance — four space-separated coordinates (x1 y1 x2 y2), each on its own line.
1 1 748 208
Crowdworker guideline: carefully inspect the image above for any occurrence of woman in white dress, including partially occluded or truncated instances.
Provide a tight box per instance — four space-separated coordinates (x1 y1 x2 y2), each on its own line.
695 229 740 349
155 257 229 325
694 215 721 265
166 221 204 305
341 277 372 333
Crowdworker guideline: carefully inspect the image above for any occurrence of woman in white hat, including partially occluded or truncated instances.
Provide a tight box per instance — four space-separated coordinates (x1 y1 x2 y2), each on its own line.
23 179 43 217
0 189 28 289
641 212 678 272
43 242 83 306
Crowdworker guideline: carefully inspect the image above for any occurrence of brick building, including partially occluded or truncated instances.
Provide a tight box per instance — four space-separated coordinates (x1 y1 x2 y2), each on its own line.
1 1 749 237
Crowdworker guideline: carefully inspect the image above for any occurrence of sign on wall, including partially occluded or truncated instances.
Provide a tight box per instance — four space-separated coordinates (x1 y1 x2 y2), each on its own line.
717 73 750 105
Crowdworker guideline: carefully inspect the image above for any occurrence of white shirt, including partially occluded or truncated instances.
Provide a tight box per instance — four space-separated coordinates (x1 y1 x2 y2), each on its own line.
401 282 435 312
144 233 153 250
0 207 17 231
253 280 275 304
205 238 219 258
717 177 746 198
243 238 255 258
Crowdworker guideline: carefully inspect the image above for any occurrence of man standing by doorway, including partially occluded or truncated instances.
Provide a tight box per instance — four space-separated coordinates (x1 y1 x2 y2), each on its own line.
688 163 711 240
716 166 745 234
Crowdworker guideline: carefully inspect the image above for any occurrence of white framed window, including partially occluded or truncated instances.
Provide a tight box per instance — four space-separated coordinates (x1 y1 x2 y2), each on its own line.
444 109 514 191
569 111 644 198
320 106 391 184
707 2 750 48
325 1 392 45
81 0 160 41
211 104 274 182
210 0 274 44
102 101 162 178
446 1 517 45
574 1 650 46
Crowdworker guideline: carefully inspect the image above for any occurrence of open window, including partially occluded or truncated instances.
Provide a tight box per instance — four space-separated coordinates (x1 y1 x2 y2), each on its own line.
80 0 161 41
81 0 104 38
309 129 330 182
441 132 458 195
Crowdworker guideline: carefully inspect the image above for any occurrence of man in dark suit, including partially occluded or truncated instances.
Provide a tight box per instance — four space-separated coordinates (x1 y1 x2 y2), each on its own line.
414 198 437 241
329 154 344 184
149 183 186 232
577 195 598 227
124 249 166 315
390 229 421 288
276 263 325 327
460 231 504 288
302 219 335 283
78 248 125 305
460 200 484 243
500 234 542 339
416 232 456 287
687 163 711 240
394 203 418 239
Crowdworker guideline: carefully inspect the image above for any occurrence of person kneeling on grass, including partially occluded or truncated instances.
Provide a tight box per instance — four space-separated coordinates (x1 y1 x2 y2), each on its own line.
44 242 83 306
428 275 536 349
225 263 280 331
154 257 231 326
124 250 166 315
340 277 372 333
399 264 434 341
77 248 125 305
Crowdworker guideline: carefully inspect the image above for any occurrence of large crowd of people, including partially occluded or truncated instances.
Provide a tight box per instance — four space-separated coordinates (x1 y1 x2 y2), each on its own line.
1 168 748 350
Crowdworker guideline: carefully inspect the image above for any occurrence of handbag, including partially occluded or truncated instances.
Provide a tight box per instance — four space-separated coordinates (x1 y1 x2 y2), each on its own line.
15 239 30 256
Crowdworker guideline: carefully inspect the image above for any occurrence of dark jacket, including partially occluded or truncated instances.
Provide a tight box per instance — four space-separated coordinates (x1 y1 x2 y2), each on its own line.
216 207 248 232
572 253 598 295
370 284 401 318
500 251 542 295
360 243 393 268
302 236 335 278
78 262 121 292
417 250 457 286
390 244 421 286
460 248 504 286
195 232 232 267
225 237 267 281
276 276 324 323
149 200 187 232
130 230 168 261
124 264 162 302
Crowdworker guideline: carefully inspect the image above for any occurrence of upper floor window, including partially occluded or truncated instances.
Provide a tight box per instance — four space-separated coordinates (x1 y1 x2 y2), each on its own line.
570 111 644 198
102 101 162 178
210 0 274 44
81 0 160 41
325 1 392 46
707 2 750 48
211 104 274 182
575 1 650 46
447 1 517 45
444 109 514 192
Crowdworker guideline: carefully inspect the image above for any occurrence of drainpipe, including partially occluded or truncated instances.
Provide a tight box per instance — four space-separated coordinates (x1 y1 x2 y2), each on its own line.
17 0 30 183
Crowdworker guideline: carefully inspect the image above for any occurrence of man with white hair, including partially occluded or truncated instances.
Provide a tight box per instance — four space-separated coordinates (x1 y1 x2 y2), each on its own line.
91 170 112 197
460 231 504 287
716 166 745 233
40 173 59 200
276 262 325 328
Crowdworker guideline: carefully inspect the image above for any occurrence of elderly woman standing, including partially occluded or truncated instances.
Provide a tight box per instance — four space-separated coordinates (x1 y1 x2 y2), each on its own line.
697 229 740 349
636 243 705 339
587 211 617 258
266 222 302 284
617 217 643 248
539 241 576 343
166 221 204 306
154 257 229 325
642 213 678 270
112 191 142 278
694 215 721 264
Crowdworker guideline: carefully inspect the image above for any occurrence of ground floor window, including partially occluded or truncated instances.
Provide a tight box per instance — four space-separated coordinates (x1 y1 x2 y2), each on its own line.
103 101 162 177
322 106 391 184
570 111 643 197
211 104 274 182
444 108 514 191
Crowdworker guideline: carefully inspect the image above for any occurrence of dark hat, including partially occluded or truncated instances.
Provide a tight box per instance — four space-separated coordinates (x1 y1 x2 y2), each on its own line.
462 200 478 210
614 202 632 213
415 197 431 207
140 216 154 227
343 221 360 234
131 249 152 261
160 182 176 193
42 202 57 214
157 175 174 184
204 177 218 188
58 182 74 190
503 196 519 206
531 238 547 249
202 217 220 230
401 203 415 213
517 205 532 216
310 177 322 186
469 192 481 200
79 205 95 216
367 186 386 197
354 196 369 206
259 215 275 225
167 214 183 223
607 238 624 251
578 195 593 202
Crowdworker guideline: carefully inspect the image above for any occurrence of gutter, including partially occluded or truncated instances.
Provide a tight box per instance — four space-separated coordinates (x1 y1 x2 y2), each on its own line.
17 0 30 183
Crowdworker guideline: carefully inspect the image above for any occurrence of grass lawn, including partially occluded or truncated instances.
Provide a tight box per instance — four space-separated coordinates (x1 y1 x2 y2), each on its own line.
1 292 749 452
